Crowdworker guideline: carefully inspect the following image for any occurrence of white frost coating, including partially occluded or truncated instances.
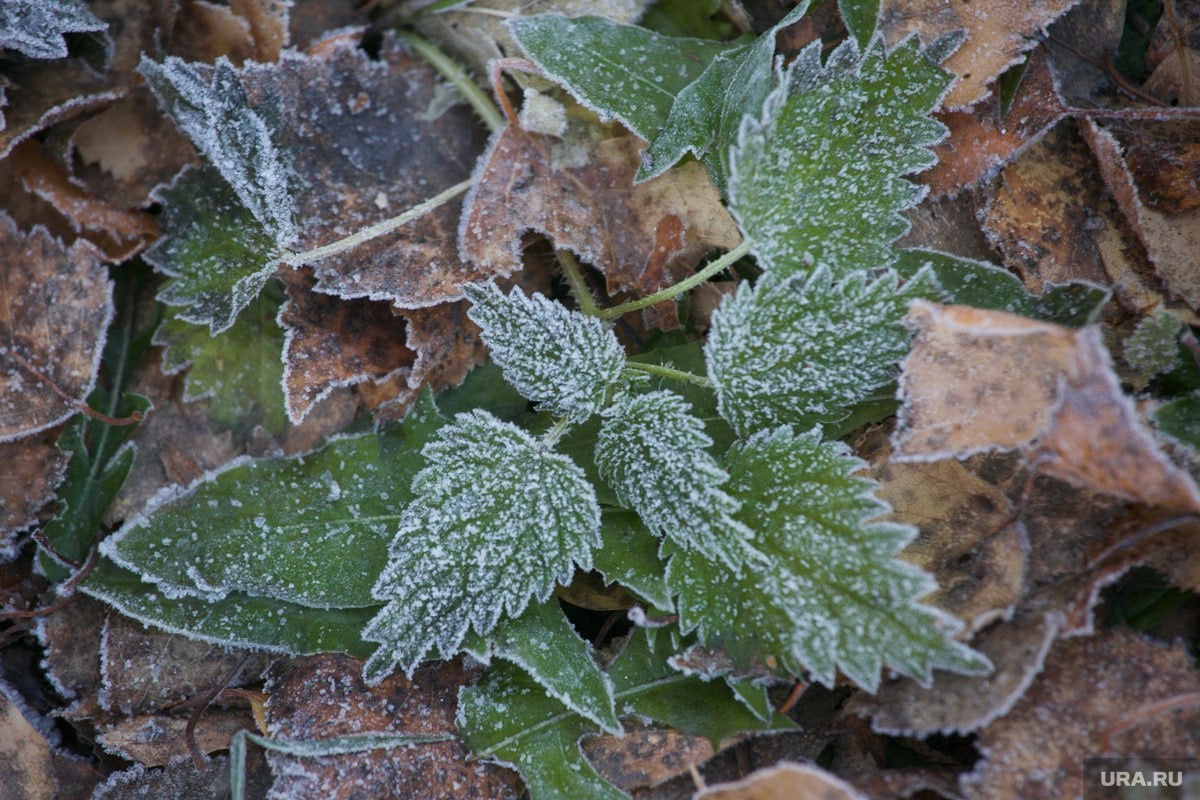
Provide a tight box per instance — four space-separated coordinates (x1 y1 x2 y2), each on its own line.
362 411 602 682
595 390 752 570
668 426 992 693
139 55 296 246
0 0 107 60
464 283 625 422
728 34 952 280
706 266 938 437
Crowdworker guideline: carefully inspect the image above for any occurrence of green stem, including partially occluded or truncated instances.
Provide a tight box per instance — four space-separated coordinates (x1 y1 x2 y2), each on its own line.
281 178 473 266
542 416 571 446
597 239 752 320
556 249 600 316
626 362 712 388
399 32 505 133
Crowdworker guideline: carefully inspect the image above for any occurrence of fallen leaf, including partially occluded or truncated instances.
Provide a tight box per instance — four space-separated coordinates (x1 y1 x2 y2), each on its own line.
460 118 740 311
96 711 255 766
0 432 67 555
264 653 522 799
35 596 105 702
0 213 112 443
695 761 868 800
879 0 1081 108
582 718 719 791
1144 0 1200 107
1042 0 1129 105
166 0 256 65
91 752 269 799
0 681 58 800
893 301 1200 513
961 628 1200 799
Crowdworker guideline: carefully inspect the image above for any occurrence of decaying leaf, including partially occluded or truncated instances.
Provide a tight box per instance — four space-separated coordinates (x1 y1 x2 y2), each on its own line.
35 596 105 702
581 718 720 792
696 761 868 800
97 712 254 766
91 753 266 800
0 680 58 800
894 301 1200 513
0 433 67 555
0 214 112 442
879 0 1081 108
265 654 522 800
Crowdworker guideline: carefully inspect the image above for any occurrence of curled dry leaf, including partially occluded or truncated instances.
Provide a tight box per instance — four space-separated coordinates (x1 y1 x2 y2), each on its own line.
879 0 1081 109
893 301 1200 514
961 628 1200 799
460 119 740 312
695 761 868 800
96 711 255 766
0 214 112 443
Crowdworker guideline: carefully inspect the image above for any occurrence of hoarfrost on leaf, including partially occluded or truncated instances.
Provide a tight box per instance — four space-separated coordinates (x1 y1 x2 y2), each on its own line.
595 391 751 570
667 426 991 692
363 411 601 682
464 283 625 423
729 35 952 280
0 0 107 60
706 266 939 437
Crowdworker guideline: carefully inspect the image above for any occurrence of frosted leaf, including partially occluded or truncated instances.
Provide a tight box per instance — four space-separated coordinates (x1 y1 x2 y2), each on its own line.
154 286 287 434
667 426 991 692
139 55 296 246
706 266 939 437
100 395 443 610
0 0 106 60
729 35 952 279
363 411 601 681
594 510 672 611
839 0 879 49
595 391 751 569
463 283 625 422
1124 311 1183 389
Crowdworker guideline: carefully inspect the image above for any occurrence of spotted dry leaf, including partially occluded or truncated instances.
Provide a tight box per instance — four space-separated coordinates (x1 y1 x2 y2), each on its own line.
97 711 255 766
894 301 1200 514
0 214 112 443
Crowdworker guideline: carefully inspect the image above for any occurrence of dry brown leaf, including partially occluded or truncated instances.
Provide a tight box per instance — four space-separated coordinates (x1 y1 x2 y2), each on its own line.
893 301 1200 513
695 761 867 800
1083 119 1200 311
0 681 58 800
0 214 112 443
265 654 522 799
167 0 256 65
92 752 269 799
286 0 363 51
1043 0 1129 106
581 718 719 792
35 596 105 702
961 628 1200 799
1144 0 1200 107
96 710 255 766
459 118 740 311
924 50 1066 198
229 0 289 63
0 432 67 551
879 0 1081 109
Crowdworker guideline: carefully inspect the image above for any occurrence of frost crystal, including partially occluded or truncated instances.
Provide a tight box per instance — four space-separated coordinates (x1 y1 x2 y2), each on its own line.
706 266 938 437
363 411 601 681
668 426 991 692
729 35 951 279
595 391 752 569
464 283 625 422
139 55 296 247
0 0 106 60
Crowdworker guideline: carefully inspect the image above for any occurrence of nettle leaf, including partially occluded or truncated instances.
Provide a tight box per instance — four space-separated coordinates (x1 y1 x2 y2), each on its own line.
507 14 732 143
668 427 991 692
363 411 601 681
706 266 939 437
839 0 880 49
594 510 672 612
100 395 443 609
0 0 106 60
464 283 625 422
729 36 951 280
82 561 376 658
596 391 751 569
139 55 295 245
459 628 790 800
146 164 279 335
465 599 619 734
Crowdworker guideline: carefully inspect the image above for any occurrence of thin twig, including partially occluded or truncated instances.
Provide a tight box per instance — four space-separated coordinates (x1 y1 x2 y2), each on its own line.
4 350 143 426
598 240 752 320
186 652 253 770
488 57 543 128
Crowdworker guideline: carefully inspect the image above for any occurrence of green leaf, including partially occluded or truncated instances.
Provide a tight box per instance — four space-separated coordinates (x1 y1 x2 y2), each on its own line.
668 426 991 691
895 249 1110 327
639 0 738 40
139 55 295 245
839 0 880 49
82 560 377 657
466 599 620 733
596 390 751 569
1124 311 1183 389
463 283 625 422
706 266 938 438
363 410 601 681
508 14 732 144
459 628 791 800
155 284 287 434
640 2 813 190
0 0 106 60
729 36 951 280
146 164 279 334
434 362 530 423
99 395 444 609
1155 396 1200 448
594 510 672 611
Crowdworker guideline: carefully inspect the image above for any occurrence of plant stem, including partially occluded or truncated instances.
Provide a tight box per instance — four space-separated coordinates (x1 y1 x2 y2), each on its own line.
597 239 752 320
281 178 473 266
398 32 505 132
556 249 600 316
626 362 712 387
